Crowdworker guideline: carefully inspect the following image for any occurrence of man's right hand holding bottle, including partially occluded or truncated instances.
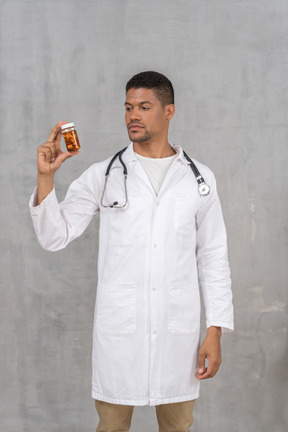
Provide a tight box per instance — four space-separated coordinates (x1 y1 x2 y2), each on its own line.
36 122 79 205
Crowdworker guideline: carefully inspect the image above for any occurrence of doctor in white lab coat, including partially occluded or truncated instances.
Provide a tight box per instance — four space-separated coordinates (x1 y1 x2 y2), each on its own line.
29 71 234 432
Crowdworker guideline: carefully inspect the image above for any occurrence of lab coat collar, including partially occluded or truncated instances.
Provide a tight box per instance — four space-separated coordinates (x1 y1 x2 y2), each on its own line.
121 142 191 165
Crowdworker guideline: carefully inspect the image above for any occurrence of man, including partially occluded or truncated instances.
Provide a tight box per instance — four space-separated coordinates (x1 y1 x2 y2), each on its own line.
29 71 234 432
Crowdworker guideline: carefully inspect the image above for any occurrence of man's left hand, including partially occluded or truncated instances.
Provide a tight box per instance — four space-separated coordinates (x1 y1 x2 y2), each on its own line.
195 326 222 380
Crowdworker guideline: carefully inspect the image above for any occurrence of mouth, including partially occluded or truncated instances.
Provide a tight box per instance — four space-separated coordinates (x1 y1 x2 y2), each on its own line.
128 123 144 131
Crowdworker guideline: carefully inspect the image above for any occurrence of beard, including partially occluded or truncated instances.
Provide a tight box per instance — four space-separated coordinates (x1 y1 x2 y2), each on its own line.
128 127 152 143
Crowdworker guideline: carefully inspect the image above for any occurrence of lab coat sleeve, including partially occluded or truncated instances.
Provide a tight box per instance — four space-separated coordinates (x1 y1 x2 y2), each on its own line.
29 166 100 251
195 171 234 333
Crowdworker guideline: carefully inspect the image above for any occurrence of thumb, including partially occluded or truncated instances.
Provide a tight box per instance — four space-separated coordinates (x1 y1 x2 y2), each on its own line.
59 150 79 163
198 352 206 373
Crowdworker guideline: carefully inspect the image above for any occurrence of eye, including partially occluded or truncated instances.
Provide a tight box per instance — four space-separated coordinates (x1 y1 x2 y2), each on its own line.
125 106 132 112
141 106 150 110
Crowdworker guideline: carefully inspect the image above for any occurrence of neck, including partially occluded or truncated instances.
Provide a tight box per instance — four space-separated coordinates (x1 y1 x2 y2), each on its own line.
133 140 176 158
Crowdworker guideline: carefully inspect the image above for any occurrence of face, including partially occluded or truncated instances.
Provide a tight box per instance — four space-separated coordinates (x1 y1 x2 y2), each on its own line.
125 88 174 144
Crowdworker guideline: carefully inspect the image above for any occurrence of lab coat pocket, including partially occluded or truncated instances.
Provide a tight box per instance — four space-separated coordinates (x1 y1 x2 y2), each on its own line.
174 197 199 235
168 283 200 334
96 284 136 336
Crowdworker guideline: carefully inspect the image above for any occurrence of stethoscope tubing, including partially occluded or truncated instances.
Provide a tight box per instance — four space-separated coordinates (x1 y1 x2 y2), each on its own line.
101 146 210 208
105 147 128 176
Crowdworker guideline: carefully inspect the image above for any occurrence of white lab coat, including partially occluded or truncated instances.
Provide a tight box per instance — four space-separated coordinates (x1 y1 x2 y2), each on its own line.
29 142 234 406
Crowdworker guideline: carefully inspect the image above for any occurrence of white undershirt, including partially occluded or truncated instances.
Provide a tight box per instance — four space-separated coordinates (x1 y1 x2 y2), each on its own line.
135 152 178 196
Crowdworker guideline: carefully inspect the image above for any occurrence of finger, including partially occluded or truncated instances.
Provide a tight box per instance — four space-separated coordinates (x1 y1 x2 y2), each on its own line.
55 120 68 150
197 367 217 380
197 352 206 374
195 367 208 380
197 358 221 380
39 143 56 162
47 142 57 161
47 121 67 143
196 370 210 380
54 128 64 152
206 359 217 378
38 146 53 163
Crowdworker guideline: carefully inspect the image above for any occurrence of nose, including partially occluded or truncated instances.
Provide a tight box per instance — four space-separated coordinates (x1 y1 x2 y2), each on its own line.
129 107 141 122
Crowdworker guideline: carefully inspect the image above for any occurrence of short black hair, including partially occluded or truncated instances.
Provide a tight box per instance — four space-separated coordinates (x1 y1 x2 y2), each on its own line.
126 71 174 106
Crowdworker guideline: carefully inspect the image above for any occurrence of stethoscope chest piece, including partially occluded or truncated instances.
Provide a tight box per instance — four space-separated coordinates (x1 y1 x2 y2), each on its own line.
182 150 210 197
197 181 210 196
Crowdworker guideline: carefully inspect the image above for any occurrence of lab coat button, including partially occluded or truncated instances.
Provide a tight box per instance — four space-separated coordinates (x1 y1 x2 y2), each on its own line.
152 287 156 291
153 330 157 334
154 244 157 248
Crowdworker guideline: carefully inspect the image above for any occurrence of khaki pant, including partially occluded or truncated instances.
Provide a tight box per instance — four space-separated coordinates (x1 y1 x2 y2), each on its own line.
95 399 196 432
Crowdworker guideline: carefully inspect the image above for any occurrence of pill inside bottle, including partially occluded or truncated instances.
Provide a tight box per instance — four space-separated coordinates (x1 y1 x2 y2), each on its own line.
61 123 81 152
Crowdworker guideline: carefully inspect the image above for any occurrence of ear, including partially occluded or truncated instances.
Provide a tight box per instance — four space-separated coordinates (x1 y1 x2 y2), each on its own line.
166 104 175 120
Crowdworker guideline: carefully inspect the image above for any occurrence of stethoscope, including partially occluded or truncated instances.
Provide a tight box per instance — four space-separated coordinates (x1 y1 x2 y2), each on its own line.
100 146 210 208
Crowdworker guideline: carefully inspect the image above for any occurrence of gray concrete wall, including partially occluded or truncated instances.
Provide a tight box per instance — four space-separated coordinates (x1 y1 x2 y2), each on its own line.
1 0 287 431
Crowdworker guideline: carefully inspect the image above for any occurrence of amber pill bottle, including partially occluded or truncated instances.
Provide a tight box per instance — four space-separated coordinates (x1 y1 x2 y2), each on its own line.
61 123 81 152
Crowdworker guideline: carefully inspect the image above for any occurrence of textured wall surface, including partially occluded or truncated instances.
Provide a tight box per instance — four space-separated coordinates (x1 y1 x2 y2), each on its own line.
0 1 287 431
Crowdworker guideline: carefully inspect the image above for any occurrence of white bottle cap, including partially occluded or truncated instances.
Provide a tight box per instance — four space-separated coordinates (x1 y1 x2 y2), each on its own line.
61 123 75 130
